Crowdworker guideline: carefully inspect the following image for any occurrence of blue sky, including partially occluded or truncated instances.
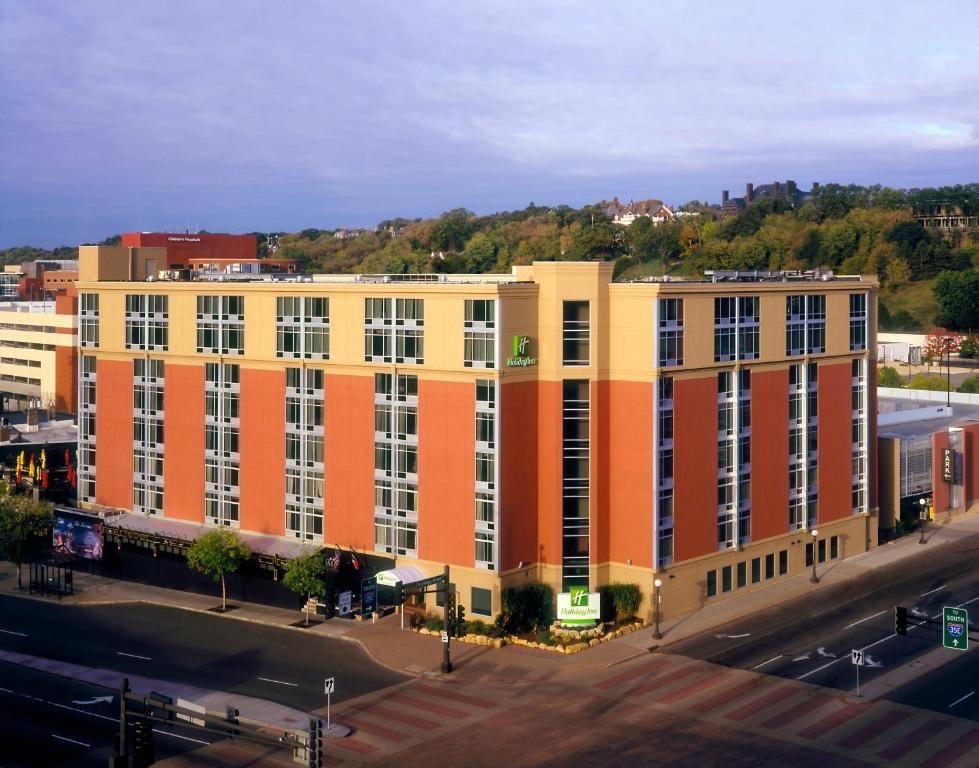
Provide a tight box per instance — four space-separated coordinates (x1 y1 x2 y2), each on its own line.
1 1 977 248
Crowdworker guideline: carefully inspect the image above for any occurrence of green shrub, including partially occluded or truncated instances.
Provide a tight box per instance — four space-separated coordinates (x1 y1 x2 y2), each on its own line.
959 336 979 359
877 365 905 388
423 615 443 632
465 619 488 635
599 583 643 624
909 374 950 391
959 374 979 394
535 629 555 645
500 582 555 633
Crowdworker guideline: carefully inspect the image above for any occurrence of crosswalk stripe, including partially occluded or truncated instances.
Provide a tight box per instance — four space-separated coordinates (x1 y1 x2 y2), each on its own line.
876 718 951 762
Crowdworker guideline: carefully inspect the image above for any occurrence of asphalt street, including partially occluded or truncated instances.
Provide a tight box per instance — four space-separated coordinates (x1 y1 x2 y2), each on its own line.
0 662 217 768
666 531 979 719
0 597 406 712
887 648 979 721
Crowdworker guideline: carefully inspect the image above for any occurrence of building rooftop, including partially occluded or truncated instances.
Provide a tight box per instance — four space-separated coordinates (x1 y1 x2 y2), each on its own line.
878 395 979 438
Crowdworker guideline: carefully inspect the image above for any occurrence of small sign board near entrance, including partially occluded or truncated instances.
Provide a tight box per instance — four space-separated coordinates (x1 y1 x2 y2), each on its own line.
361 577 377 617
338 590 352 617
557 587 601 625
943 606 969 651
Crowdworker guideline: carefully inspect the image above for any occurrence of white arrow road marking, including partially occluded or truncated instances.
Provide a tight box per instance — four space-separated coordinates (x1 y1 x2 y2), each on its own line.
71 696 113 706
752 655 783 670
792 654 811 662
920 585 946 597
52 734 90 747
949 691 975 709
817 647 836 658
714 633 751 639
911 607 928 617
865 655 884 668
116 652 151 661
0 629 28 637
257 677 298 687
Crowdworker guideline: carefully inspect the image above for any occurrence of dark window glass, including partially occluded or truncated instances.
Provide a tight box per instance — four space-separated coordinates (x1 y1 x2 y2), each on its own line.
765 553 775 579
736 561 746 588
722 565 732 593
778 550 788 575
751 557 760 583
706 570 717 598
471 587 492 616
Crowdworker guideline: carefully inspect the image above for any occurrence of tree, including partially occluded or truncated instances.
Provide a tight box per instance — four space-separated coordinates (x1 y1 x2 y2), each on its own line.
959 335 979 359
909 374 950 391
283 549 327 626
921 328 963 364
186 529 251 611
462 233 497 273
933 270 979 331
0 493 54 589
877 366 905 388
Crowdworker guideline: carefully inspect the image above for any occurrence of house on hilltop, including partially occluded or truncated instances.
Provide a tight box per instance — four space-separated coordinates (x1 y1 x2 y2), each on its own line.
721 180 817 217
604 197 678 227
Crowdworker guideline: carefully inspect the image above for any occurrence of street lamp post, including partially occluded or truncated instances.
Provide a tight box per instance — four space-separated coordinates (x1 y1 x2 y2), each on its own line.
809 529 819 583
653 578 663 639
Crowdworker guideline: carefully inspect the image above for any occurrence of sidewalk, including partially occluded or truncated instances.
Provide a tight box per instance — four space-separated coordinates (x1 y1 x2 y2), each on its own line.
2 510 978 687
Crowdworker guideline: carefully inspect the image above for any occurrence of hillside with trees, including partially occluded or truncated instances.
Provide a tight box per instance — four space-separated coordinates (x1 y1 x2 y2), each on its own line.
4 183 977 332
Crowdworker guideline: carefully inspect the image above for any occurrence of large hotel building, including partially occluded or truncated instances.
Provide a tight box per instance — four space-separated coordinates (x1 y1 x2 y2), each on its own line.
76 244 877 619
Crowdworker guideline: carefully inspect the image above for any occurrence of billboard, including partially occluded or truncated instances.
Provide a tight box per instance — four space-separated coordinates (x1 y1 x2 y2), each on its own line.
53 512 104 560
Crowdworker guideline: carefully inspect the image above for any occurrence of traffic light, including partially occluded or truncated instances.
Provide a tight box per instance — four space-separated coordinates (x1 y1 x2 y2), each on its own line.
131 716 155 768
456 603 466 636
226 705 240 735
895 606 908 636
307 717 324 768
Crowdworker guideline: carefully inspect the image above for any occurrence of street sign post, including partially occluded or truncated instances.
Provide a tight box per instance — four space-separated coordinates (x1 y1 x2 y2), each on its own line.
323 678 335 733
943 607 969 651
851 648 864 697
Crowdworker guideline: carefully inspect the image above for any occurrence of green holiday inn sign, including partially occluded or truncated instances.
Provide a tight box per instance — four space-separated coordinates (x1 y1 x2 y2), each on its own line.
557 586 601 625
506 335 537 367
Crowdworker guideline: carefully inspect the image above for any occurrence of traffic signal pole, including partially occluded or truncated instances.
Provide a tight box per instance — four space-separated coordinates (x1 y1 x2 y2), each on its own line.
441 564 453 673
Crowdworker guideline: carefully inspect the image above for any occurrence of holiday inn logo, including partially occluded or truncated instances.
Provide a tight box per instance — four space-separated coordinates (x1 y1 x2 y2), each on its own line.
506 335 537 367
570 586 588 607
557 587 601 624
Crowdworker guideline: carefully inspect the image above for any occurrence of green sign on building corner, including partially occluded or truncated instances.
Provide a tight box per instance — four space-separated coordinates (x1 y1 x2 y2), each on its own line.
506 335 536 367
942 606 969 651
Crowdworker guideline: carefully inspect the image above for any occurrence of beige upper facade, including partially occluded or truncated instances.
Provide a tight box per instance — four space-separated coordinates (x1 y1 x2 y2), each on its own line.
0 301 76 404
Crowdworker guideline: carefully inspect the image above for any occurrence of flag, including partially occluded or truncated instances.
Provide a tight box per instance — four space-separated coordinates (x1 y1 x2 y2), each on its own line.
65 449 70 466
329 550 341 572
348 546 361 571
40 449 46 469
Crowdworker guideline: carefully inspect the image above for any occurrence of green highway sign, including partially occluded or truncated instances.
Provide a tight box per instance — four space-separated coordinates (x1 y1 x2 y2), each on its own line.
942 606 969 651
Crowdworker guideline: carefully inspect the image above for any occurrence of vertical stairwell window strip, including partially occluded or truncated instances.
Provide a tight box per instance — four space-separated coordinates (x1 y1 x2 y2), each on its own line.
78 354 97 502
851 358 868 513
374 373 418 556
276 297 329 359
133 358 164 516
464 299 496 368
125 294 168 351
80 293 99 348
717 372 736 548
204 363 240 526
562 379 590 592
657 298 683 367
737 370 752 545
196 295 244 355
656 376 674 567
562 301 590 366
849 293 867 351
474 379 497 569
285 368 325 540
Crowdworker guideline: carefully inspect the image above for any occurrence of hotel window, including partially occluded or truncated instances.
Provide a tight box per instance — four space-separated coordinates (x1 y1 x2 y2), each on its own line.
464 299 496 369
276 297 329 359
806 295 826 354
204 363 240 526
364 298 392 362
657 298 683 367
738 297 759 360
196 295 244 355
562 379 590 592
78 354 97 502
789 362 819 530
717 371 737 550
785 295 805 356
374 373 418 556
80 293 99 348
285 367 325 540
126 294 169 351
714 298 736 362
562 301 590 366
133 358 164 516
737 370 751 545
395 298 424 364
475 379 498 570
849 293 867 351
656 376 674 567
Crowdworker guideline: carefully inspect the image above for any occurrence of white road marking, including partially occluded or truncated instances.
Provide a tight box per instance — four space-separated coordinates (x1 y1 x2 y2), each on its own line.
71 696 113 706
920 585 946 597
715 633 751 639
752 655 783 670
865 655 884 668
843 611 886 630
792 654 811 662
116 651 152 661
817 647 836 658
48 701 116 722
52 734 90 747
0 629 28 637
0 687 11 693
257 677 298 687
949 691 975 709
154 729 211 745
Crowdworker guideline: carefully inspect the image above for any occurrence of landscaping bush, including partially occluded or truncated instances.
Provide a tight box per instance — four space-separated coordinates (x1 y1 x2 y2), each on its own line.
500 582 555 633
877 365 905 388
959 374 979 394
464 619 489 635
599 583 643 624
423 615 444 632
